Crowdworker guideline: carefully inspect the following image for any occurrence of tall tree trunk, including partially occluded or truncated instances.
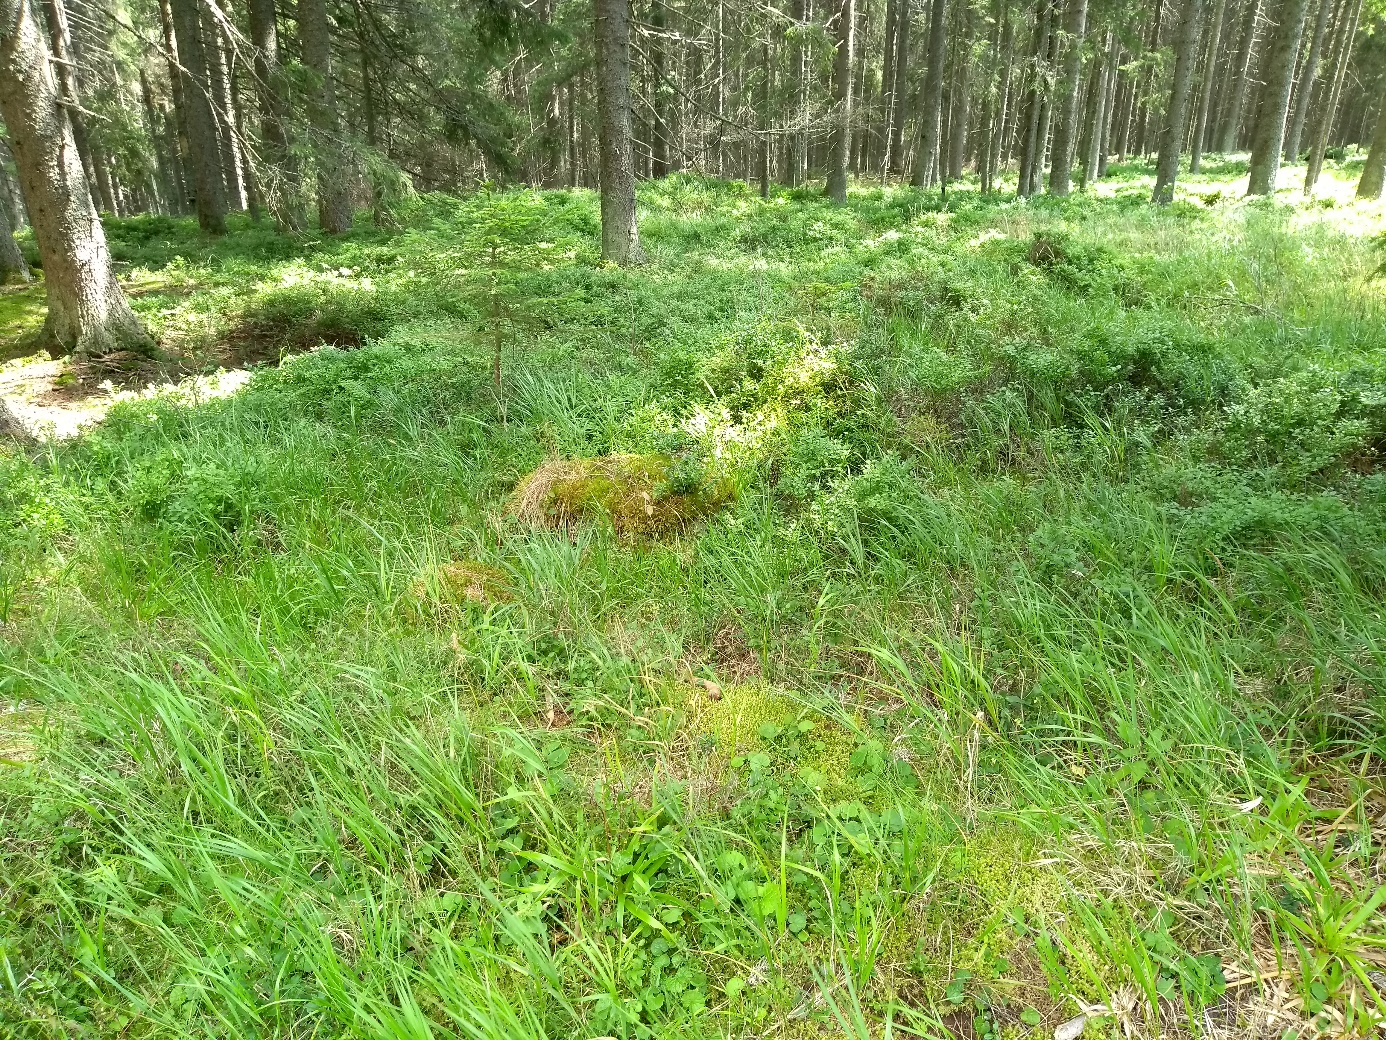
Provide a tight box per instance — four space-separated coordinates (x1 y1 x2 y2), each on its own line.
0 0 153 355
1283 0 1332 159
249 0 304 230
1098 45 1120 174
1303 0 1359 193
1215 0 1260 150
202 10 245 210
888 0 912 174
1047 0 1088 195
912 0 948 185
759 37 771 198
852 0 869 175
978 0 1006 191
157 0 191 213
1079 30 1111 188
1016 0 1052 195
169 0 227 233
650 0 669 177
1190 0 1226 171
230 69 261 222
1246 0 1311 194
946 0 974 181
994 4 1017 178
298 0 353 232
1133 0 1166 158
0 138 26 229
567 80 579 187
826 0 856 202
0 193 29 284
1356 91 1386 199
881 0 900 175
713 0 726 178
38 0 104 211
594 0 644 260
1152 0 1206 201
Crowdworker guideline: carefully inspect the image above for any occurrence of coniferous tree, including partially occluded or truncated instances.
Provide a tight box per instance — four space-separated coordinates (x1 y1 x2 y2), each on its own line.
168 0 227 233
1355 91 1386 198
1047 0 1088 195
249 0 305 230
594 0 643 259
1189 0 1226 171
912 0 948 185
1152 0 1206 202
1284 0 1334 160
299 0 354 232
827 0 856 202
1246 0 1311 194
0 0 153 355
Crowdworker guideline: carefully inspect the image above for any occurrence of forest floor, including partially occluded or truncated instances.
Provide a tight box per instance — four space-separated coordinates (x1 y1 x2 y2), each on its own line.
2 157 1385 1040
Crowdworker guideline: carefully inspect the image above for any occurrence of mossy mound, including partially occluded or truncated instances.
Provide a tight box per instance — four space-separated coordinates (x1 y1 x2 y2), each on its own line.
509 453 730 536
410 559 511 606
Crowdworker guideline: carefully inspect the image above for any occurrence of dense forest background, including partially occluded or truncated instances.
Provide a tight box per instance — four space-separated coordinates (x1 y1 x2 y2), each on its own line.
2 0 1386 246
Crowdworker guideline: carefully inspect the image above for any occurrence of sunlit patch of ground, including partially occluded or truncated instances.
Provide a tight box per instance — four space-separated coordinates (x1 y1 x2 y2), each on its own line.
0 351 255 440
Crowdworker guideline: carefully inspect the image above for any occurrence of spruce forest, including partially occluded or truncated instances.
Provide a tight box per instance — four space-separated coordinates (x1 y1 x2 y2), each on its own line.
1 0 1385 1033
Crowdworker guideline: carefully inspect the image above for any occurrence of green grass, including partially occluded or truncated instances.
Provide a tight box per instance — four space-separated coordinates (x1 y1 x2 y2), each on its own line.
2 160 1386 1039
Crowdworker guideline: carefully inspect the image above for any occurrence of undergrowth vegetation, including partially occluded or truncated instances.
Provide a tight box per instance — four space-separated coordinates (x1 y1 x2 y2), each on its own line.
2 165 1385 1039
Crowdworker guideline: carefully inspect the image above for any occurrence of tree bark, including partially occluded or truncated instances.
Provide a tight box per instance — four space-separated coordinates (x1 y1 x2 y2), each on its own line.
298 0 353 233
1283 0 1332 160
38 0 103 211
1047 0 1087 195
1356 91 1386 199
912 0 947 186
1133 0 1166 158
567 79 579 187
0 0 153 356
1190 0 1226 171
1215 0 1260 151
169 0 227 233
594 0 643 261
713 0 726 178
0 395 32 443
826 0 855 202
1152 0 1206 201
1245 0 1310 194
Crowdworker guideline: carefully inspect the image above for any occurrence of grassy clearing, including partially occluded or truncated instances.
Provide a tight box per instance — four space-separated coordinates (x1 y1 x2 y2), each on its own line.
2 163 1385 1039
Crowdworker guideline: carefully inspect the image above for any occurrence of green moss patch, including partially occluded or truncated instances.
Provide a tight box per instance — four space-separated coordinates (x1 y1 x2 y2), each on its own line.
508 453 730 535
